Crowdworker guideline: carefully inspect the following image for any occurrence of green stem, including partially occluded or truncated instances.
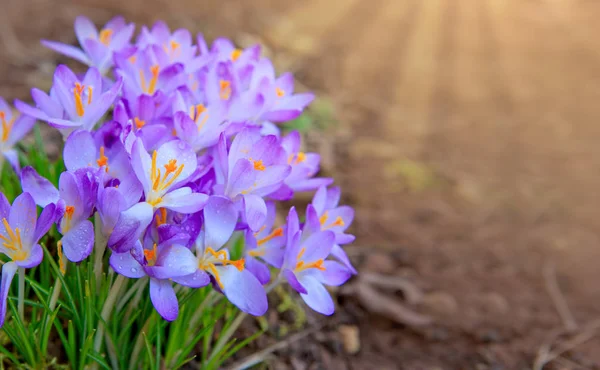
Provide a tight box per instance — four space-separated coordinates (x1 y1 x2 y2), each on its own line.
207 277 281 364
93 213 107 291
93 274 127 354
48 277 62 311
17 267 24 321
129 314 153 370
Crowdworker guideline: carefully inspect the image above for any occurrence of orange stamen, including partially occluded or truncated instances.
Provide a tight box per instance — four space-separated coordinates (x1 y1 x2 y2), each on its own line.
257 227 283 246
0 111 15 142
140 65 160 95
322 215 345 230
57 240 67 275
295 258 326 272
144 243 158 266
148 150 185 205
99 29 113 46
231 49 242 61
319 212 328 226
1 218 27 261
200 247 246 288
219 80 232 100
74 82 86 117
134 117 146 129
252 159 266 171
190 104 209 131
155 208 167 227
164 159 178 175
96 146 109 170
65 206 75 219
275 87 285 98
87 86 93 105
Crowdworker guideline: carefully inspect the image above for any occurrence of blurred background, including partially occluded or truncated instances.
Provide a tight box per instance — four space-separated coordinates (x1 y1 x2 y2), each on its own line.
3 0 600 368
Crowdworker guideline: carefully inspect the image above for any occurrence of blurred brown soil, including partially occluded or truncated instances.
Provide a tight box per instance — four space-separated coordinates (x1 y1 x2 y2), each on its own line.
4 0 600 368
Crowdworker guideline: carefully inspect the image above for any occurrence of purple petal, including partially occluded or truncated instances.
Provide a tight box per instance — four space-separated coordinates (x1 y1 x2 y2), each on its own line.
0 193 9 220
3 150 20 173
172 270 210 288
242 194 267 232
245 257 271 285
61 220 94 262
109 250 146 278
283 268 307 294
331 244 357 275
160 188 208 214
298 275 335 315
63 130 97 171
130 138 152 193
108 202 153 253
41 40 90 65
151 245 197 279
204 196 237 249
16 244 43 269
74 16 97 47
311 186 328 215
149 278 179 321
225 159 255 197
300 231 335 262
0 262 18 327
21 166 59 207
6 115 35 147
218 265 268 316
319 261 352 286
82 76 123 130
34 203 57 242
9 192 37 246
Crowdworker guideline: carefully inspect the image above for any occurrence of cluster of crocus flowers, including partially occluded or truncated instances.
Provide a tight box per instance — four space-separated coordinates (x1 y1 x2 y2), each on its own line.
0 16 356 324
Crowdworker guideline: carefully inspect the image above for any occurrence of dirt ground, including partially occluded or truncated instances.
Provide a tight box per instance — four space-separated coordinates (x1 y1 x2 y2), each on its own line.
3 0 600 368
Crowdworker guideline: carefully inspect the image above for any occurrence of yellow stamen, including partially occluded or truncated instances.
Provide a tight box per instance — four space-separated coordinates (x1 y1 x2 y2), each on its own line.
1 218 27 261
275 87 285 98
219 80 232 100
96 146 109 171
134 117 146 130
128 55 137 64
294 247 326 272
189 104 209 131
63 205 75 233
57 240 67 275
231 49 242 61
99 29 113 46
248 249 266 257
200 247 246 289
295 152 306 164
87 86 93 105
155 208 167 227
74 82 86 117
140 65 160 95
252 159 266 171
319 212 328 226
0 111 15 143
144 243 158 267
321 214 345 230
147 150 185 206
257 227 283 246
164 159 178 175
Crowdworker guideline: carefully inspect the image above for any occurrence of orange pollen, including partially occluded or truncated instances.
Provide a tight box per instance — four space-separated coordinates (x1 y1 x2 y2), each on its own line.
0 218 22 253
248 249 266 257
275 87 285 98
134 117 146 129
128 55 137 64
319 212 328 226
144 244 158 266
219 80 232 100
74 82 86 117
99 29 113 46
57 240 67 275
190 104 209 130
322 215 345 229
96 146 109 170
252 159 266 171
295 152 306 164
155 208 167 227
257 227 283 246
295 258 326 273
0 111 15 143
231 49 242 61
149 150 185 194
87 86 93 105
201 247 246 288
140 65 160 94
65 206 75 219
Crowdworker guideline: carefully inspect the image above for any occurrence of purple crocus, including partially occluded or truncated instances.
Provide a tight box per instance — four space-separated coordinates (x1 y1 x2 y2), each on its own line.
15 66 123 137
0 192 56 326
136 21 199 68
110 237 206 321
217 128 290 231
177 196 268 316
108 138 208 252
20 167 99 262
42 16 135 74
281 207 351 315
243 201 285 284
0 98 35 172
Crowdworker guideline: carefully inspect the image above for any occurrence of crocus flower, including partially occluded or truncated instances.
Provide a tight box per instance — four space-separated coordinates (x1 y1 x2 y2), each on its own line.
136 21 199 68
20 167 99 262
108 138 208 252
0 98 35 172
177 196 268 316
0 192 56 326
110 237 206 321
217 128 290 231
15 66 123 137
42 16 135 74
274 130 332 199
281 207 351 315
243 201 285 284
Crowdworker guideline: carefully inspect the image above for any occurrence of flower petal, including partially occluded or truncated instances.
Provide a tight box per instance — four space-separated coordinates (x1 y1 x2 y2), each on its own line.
0 261 18 327
242 194 267 232
204 196 237 249
298 275 334 315
108 202 154 253
63 130 97 171
9 192 37 246
61 220 94 262
172 270 210 288
160 188 208 214
218 265 268 316
109 250 146 278
20 167 60 207
149 278 179 321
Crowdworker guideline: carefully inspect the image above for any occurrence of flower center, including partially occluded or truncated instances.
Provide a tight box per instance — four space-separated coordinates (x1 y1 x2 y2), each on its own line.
294 247 326 273
275 87 285 98
147 150 185 207
288 152 306 165
155 208 167 227
96 146 109 171
0 218 27 262
99 29 113 46
144 243 158 267
189 104 209 131
134 117 146 130
219 80 232 100
140 65 160 95
73 82 93 117
0 111 15 143
164 40 181 60
199 247 245 289
319 211 345 230
252 159 266 171
62 205 76 233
